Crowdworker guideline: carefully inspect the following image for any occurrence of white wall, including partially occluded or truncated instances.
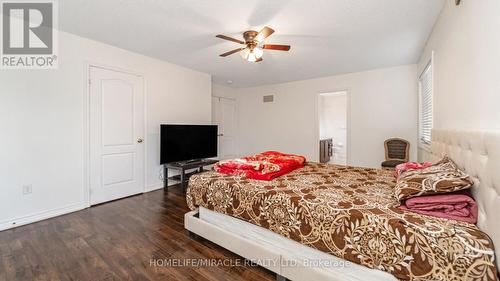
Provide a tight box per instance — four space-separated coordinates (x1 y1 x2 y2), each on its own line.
212 84 238 100
236 65 418 168
417 0 500 161
0 31 211 230
418 0 500 130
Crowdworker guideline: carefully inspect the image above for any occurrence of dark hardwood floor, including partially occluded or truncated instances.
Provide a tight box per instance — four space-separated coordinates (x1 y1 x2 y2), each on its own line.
0 185 275 281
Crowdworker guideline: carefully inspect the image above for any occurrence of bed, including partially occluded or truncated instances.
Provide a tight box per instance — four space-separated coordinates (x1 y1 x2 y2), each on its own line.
185 129 500 281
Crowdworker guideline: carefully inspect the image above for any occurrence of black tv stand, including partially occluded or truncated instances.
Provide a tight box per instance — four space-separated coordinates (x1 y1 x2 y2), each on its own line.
163 159 218 191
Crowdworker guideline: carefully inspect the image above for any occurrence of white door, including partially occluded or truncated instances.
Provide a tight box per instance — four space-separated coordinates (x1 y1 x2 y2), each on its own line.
212 97 237 160
89 66 145 205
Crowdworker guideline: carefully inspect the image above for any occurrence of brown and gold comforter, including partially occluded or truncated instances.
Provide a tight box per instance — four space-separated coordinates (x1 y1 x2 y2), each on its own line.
186 163 498 281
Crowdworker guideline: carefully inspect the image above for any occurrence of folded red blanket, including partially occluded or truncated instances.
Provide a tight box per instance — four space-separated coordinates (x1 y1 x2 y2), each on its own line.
399 190 478 224
216 159 263 171
214 151 306 181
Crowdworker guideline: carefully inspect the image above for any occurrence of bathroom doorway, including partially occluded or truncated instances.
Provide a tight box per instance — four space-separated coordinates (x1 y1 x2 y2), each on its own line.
318 91 348 165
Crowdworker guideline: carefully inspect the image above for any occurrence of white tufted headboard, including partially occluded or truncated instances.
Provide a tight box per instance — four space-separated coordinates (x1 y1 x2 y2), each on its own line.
422 129 500 269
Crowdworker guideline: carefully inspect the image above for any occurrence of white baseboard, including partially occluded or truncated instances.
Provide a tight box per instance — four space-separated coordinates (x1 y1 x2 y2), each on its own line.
145 184 164 192
145 180 180 192
0 202 88 232
1 183 180 232
0 184 174 232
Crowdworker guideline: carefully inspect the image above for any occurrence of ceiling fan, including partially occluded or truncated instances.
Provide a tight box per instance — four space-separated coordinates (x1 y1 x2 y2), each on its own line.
216 26 291 63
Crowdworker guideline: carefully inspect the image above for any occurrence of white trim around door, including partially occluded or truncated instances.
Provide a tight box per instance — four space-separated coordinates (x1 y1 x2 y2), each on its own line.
314 89 351 165
84 64 147 206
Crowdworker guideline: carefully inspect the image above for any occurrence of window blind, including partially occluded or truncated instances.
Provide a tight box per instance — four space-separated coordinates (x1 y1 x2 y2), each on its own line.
419 62 433 144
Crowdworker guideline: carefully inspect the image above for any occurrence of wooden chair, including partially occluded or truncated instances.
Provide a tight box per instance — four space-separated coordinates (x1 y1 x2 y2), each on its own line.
381 138 410 168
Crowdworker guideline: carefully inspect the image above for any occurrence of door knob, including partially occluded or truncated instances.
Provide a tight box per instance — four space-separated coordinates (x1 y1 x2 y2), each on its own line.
217 134 224 137
137 138 144 143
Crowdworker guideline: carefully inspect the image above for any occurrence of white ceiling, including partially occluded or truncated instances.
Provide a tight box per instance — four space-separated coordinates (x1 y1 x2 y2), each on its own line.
59 0 444 88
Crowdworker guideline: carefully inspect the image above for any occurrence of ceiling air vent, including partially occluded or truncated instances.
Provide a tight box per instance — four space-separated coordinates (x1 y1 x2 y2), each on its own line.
263 95 274 103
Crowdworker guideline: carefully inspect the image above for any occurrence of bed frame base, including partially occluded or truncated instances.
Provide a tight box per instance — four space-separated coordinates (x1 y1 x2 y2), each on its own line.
184 209 357 281
276 275 287 281
185 227 286 280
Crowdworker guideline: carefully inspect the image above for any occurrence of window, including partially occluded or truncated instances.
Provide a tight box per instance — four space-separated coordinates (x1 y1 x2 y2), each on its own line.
418 60 433 145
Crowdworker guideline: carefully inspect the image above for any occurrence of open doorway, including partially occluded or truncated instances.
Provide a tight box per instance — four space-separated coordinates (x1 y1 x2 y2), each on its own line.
318 91 348 165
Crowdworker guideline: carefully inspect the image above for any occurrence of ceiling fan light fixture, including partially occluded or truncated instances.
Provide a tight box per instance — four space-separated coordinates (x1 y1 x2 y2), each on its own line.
241 47 263 62
253 47 263 58
240 48 250 59
216 26 289 63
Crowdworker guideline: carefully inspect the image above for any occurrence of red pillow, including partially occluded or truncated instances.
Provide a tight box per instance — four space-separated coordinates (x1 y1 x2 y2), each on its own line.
394 162 432 178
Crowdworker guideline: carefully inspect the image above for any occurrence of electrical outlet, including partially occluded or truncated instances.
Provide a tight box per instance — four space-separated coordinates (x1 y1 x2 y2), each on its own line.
22 184 32 195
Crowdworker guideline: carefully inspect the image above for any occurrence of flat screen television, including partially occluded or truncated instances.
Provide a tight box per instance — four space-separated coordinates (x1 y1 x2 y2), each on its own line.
160 124 218 164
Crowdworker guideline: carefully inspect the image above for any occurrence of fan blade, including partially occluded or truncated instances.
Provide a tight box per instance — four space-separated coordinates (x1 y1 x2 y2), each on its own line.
255 26 275 42
255 57 263 62
220 48 245 57
216 34 245 44
263 44 291 51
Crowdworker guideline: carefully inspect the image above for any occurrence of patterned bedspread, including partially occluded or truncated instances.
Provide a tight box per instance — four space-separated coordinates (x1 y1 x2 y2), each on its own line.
186 163 498 281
